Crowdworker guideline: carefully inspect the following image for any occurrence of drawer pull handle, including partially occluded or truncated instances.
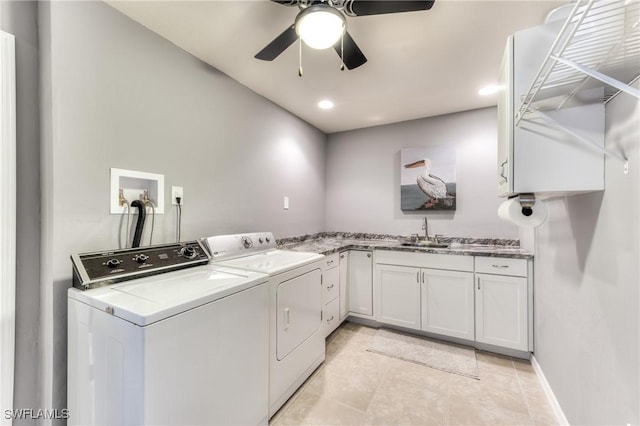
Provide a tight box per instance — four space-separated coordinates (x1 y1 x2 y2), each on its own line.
327 284 335 290
327 315 334 322
367 253 371 258
492 264 509 269
417 271 420 283
340 254 344 259
327 260 334 265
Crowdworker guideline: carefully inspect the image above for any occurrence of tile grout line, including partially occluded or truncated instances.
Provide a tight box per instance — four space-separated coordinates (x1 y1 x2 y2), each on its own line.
301 388 368 423
357 332 388 425
444 371 453 426
270 361 326 424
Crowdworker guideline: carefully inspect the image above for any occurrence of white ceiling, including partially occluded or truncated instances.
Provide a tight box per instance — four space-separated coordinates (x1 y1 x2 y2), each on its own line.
107 0 567 133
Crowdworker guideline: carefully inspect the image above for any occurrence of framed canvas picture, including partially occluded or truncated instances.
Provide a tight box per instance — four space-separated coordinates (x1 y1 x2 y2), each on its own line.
401 146 456 211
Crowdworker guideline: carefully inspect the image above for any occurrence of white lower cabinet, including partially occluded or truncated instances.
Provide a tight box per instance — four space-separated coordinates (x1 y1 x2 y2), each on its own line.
421 269 474 340
376 264 421 330
372 251 531 353
375 264 474 338
475 273 528 351
339 251 349 320
342 249 531 354
323 253 341 337
323 265 339 304
324 297 340 336
348 250 373 316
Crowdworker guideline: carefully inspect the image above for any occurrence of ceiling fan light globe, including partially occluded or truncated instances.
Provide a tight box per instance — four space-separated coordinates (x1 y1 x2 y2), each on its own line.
295 6 346 50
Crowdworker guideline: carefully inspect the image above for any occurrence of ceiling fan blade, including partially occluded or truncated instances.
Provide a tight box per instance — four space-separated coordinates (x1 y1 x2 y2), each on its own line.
255 25 298 61
344 0 435 16
335 31 367 70
269 0 298 5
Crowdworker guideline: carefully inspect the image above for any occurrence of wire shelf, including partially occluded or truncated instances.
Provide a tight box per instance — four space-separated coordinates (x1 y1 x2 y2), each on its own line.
516 0 640 123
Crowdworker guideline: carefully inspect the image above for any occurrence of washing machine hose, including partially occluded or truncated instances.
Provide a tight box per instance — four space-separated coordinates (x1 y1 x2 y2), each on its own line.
131 200 146 248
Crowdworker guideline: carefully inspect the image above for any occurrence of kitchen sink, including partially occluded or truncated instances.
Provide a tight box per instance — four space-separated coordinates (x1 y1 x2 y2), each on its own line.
399 241 449 249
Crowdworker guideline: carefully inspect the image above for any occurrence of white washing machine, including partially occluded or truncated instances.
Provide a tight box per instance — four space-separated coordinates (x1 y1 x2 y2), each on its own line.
68 241 270 425
204 233 325 417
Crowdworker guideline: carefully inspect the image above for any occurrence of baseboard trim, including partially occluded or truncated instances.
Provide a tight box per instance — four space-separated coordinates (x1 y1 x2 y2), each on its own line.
531 355 570 426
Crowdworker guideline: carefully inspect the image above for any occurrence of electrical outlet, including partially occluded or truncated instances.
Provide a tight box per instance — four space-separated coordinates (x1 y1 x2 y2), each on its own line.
172 186 184 205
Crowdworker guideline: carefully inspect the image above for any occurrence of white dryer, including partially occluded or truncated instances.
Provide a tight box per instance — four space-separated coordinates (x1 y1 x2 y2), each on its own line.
68 242 270 425
204 233 325 417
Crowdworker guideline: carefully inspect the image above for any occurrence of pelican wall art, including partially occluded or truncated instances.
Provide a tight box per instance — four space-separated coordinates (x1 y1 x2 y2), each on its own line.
401 147 456 211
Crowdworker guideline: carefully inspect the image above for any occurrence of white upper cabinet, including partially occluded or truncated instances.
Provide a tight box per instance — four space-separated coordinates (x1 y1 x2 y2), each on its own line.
498 21 605 198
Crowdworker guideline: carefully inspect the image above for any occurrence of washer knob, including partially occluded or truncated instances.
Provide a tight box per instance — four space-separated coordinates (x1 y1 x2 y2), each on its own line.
265 236 271 243
180 246 197 259
105 259 120 269
135 254 149 264
258 237 264 244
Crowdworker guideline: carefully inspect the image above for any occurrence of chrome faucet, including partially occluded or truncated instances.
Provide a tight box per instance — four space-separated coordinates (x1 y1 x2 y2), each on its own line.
422 217 430 240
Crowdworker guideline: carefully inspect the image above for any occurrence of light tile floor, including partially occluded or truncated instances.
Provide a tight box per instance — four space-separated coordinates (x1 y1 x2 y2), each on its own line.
270 322 557 426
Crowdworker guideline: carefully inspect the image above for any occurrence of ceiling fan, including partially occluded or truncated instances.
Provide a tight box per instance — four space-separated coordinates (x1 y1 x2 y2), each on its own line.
255 0 436 71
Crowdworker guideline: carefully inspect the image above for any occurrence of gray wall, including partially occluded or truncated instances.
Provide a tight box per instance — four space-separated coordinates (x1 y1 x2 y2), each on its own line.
326 107 519 239
0 1 41 421
38 1 326 414
533 86 639 424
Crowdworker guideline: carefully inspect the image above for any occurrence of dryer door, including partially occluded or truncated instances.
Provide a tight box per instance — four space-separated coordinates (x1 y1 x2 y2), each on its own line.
276 268 322 360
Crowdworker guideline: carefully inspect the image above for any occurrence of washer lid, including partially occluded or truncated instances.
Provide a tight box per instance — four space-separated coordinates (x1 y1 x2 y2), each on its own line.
68 265 268 326
215 250 323 275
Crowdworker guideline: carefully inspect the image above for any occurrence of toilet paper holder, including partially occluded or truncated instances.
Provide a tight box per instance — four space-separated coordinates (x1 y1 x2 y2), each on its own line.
515 193 536 217
499 193 547 228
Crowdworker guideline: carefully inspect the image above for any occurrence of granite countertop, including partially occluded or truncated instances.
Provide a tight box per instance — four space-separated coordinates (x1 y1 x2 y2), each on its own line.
277 232 533 259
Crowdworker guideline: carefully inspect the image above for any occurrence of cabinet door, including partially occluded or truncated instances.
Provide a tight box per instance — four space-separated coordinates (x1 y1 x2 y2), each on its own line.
377 264 421 330
475 273 528 351
339 251 349 320
497 36 513 196
421 269 474 340
348 251 373 316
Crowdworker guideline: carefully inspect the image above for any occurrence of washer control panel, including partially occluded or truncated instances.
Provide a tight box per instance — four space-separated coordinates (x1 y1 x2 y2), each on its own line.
71 240 210 290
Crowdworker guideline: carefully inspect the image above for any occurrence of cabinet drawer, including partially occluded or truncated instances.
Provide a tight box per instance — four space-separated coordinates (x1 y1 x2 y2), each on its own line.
324 298 340 337
323 253 340 270
324 266 339 303
475 256 527 277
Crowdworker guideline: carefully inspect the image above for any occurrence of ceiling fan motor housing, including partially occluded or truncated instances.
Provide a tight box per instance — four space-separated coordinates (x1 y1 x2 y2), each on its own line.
294 4 347 50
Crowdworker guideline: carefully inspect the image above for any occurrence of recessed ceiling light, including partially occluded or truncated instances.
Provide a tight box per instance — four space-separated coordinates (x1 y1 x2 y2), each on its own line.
478 85 501 96
318 100 335 110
